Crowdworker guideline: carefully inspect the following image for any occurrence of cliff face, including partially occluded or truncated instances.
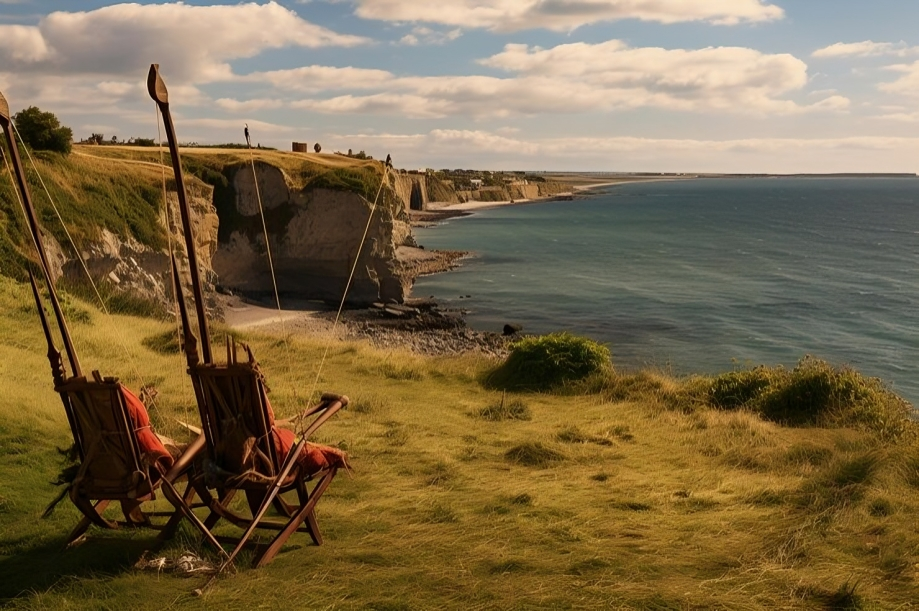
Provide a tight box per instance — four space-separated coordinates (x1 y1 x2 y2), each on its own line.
456 181 570 204
42 175 219 316
212 162 414 305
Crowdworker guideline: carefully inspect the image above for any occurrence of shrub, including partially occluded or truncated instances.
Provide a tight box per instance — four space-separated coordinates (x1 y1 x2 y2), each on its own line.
709 367 776 410
702 357 912 439
757 357 911 437
485 332 611 391
13 106 73 155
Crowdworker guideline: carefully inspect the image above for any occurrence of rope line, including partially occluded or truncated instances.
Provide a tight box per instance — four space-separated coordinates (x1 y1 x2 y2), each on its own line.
296 161 392 437
244 133 295 403
10 122 164 419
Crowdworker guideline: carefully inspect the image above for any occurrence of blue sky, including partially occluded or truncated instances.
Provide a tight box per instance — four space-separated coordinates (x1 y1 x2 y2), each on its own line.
2 0 919 172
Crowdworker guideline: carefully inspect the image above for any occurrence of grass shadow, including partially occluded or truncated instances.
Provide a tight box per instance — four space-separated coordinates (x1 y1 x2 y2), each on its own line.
0 535 154 601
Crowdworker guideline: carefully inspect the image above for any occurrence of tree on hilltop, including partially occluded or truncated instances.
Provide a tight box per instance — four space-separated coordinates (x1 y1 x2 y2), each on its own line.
13 106 73 155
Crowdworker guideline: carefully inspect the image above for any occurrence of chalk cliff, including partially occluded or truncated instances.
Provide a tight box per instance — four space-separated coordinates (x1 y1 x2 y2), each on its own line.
212 161 418 305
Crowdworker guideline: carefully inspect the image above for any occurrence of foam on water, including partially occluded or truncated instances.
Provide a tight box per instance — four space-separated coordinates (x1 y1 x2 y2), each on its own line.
414 178 919 404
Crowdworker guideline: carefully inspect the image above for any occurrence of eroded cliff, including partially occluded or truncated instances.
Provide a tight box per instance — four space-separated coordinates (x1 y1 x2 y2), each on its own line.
211 160 418 305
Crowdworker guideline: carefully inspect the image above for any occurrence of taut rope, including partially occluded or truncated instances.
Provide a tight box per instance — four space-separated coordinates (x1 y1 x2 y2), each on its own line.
9 123 164 418
296 159 392 437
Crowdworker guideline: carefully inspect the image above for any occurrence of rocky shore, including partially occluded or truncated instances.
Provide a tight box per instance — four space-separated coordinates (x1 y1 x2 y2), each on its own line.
339 298 513 357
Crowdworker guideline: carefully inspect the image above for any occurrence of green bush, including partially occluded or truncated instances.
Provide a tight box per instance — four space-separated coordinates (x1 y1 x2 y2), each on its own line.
485 332 611 391
13 106 73 155
758 357 911 436
709 367 776 409
704 357 912 439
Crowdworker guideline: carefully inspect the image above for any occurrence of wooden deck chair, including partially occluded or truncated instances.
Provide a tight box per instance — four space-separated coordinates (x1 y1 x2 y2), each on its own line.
178 333 348 567
2 88 205 549
28 274 203 547
53 372 203 546
148 63 349 568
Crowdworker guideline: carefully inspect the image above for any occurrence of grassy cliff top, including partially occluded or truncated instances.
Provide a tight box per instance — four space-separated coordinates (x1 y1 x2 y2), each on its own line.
0 144 391 280
76 144 386 192
1 276 918 609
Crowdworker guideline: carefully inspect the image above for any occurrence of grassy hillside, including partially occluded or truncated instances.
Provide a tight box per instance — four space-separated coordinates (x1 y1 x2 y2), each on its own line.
0 146 169 280
0 144 393 283
1 275 918 610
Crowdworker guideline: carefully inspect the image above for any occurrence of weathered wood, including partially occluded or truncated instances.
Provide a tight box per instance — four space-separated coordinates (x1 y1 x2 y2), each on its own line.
147 64 213 364
0 89 82 378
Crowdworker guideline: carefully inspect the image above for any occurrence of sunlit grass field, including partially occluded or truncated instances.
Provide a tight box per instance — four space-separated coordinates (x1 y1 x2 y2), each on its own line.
1 275 919 610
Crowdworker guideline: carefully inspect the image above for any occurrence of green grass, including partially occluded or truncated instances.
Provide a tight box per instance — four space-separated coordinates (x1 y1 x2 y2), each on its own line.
1 276 919 609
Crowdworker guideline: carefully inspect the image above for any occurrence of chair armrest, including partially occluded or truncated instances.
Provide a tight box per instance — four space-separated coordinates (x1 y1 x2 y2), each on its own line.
161 433 206 483
275 394 349 430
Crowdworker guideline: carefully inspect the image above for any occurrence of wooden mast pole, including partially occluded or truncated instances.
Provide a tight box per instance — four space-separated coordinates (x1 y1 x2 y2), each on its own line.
146 64 212 365
0 90 83 378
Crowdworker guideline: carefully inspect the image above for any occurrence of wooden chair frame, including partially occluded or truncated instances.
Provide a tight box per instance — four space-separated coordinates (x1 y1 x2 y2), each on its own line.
173 340 347 567
54 372 201 547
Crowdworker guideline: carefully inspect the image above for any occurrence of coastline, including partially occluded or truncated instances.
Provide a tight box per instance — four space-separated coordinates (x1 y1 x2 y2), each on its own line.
223 175 695 356
413 175 693 219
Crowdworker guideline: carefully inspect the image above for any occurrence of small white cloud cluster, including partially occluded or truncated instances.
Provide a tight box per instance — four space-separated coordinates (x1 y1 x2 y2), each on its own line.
352 0 784 31
811 40 919 114
398 26 463 46
812 40 919 59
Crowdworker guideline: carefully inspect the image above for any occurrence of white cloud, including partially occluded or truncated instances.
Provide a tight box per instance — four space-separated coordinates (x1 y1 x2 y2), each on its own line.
813 40 919 59
179 117 291 133
0 24 49 62
351 0 784 32
879 61 919 96
0 2 365 83
287 41 842 118
243 65 394 91
396 26 462 46
215 98 285 113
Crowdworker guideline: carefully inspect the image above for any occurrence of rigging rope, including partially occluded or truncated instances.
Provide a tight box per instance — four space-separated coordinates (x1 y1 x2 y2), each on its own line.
296 160 393 437
10 121 165 419
244 130 295 401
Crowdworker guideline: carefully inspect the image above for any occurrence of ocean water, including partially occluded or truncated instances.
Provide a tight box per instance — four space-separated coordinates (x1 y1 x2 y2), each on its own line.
413 178 919 405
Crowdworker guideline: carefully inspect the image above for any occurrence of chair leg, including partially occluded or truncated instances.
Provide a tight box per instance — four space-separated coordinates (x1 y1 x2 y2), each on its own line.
64 499 112 547
160 476 229 559
305 510 323 546
246 490 267 518
71 491 119 531
273 495 296 518
296 477 322 546
156 482 196 546
254 470 336 568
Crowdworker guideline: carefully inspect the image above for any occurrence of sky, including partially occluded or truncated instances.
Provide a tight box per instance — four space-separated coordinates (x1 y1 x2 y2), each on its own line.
2 1 919 173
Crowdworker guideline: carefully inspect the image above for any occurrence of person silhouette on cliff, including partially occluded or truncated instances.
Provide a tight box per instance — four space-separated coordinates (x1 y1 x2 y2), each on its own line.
244 124 251 148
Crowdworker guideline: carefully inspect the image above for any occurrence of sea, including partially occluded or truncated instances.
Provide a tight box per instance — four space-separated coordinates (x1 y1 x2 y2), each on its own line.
413 177 919 406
